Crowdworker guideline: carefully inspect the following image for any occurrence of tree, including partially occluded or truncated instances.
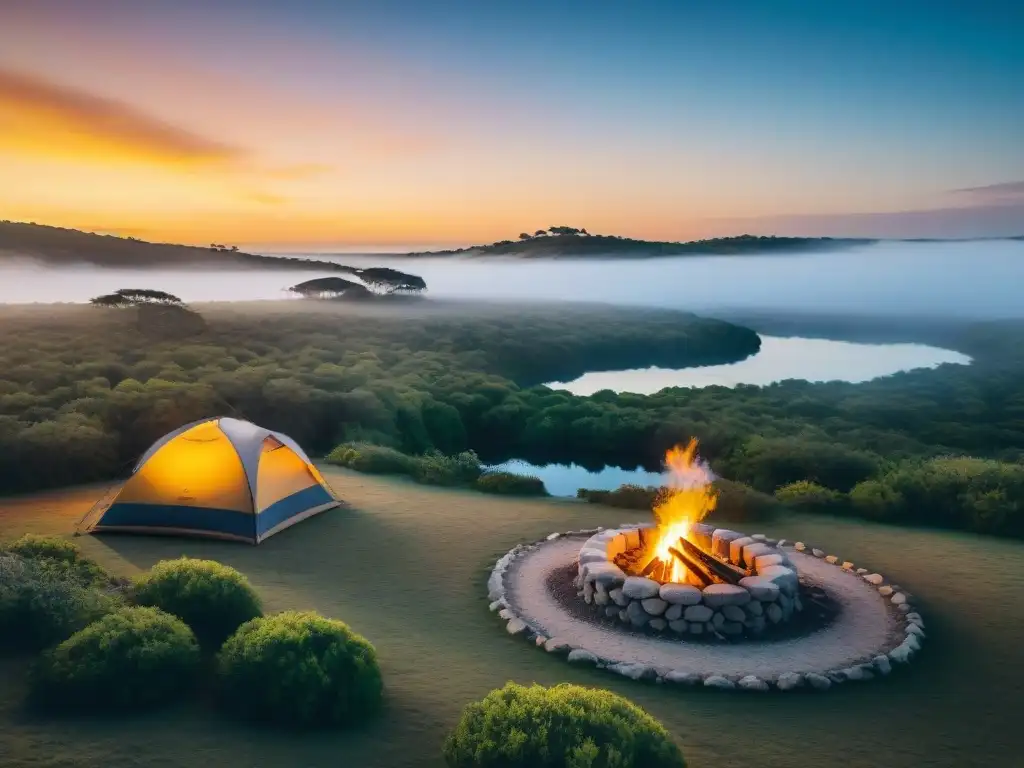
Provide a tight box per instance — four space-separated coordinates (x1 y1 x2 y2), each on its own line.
534 229 547 237
287 277 372 300
518 232 532 240
90 289 183 308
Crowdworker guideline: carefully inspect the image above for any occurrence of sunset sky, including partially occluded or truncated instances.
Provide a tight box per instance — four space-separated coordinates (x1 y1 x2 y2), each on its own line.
2 0 1022 249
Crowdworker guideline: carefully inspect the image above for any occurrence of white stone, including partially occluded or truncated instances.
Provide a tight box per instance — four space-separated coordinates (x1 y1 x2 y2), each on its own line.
738 675 769 691
753 553 787 571
873 655 892 675
905 633 922 652
722 605 746 622
506 619 527 635
794 541 807 551
906 612 923 624
891 592 907 605
594 590 609 606
906 623 926 639
664 670 703 685
751 533 768 541
779 593 794 620
488 599 505 612
805 673 832 690
811 548 825 558
582 561 627 587
711 529 744 560
622 576 661 600
544 637 570 653
729 536 756 564
898 603 911 614
766 603 784 624
669 619 688 633
535 635 547 646
711 611 726 628
825 555 839 564
583 582 594 603
659 582 703 605
546 532 561 540
863 573 885 585
608 662 655 680
649 618 667 631
498 608 515 621
568 649 599 665
641 597 668 616
703 675 735 690
889 644 913 664
840 562 853 571
664 604 684 621
578 548 608 565
841 666 870 681
758 565 799 594
626 600 650 627
738 576 780 602
742 542 776 567
856 567 868 575
701 583 752 607
609 587 629 607
878 586 893 597
776 539 788 548
618 610 628 623
776 672 804 690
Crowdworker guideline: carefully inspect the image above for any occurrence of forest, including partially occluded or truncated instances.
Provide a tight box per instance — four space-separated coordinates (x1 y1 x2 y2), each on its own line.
0 300 1021 537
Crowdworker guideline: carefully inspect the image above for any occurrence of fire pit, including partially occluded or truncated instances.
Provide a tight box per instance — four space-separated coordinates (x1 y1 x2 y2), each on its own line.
575 441 801 638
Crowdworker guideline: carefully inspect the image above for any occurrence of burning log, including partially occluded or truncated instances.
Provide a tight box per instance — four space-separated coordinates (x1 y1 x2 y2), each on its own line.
676 536 746 585
640 556 663 578
667 546 714 587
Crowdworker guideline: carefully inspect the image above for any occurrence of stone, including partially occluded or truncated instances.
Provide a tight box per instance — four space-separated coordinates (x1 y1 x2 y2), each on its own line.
766 603 784 624
841 666 871 681
649 618 667 631
794 595 804 612
506 619 527 635
906 623 926 639
906 611 923 624
641 597 669 616
889 643 913 664
703 675 735 690
778 593 794 620
776 672 804 691
609 587 630 607
544 637 570 653
618 610 628 623
805 673 832 690
825 555 839 564
827 671 846 684
751 533 768 541
794 541 807 551
722 605 746 622
711 611 726 628
721 621 744 636
905 633 922 652
626 600 650 627
891 592 908 605
745 600 764 617
659 582 703 605
535 635 547 646
546 532 561 540
863 573 885 585
688 622 705 635
608 662 656 681
738 576 780 602
568 649 599 665
583 582 594 603
856 567 868 575
488 599 506 612
622 576 661 600
873 655 892 675
744 616 767 634
711 529 744 560
743 542 777 568
841 561 855 570
812 548 825 558
664 670 703 685
758 565 799 594
582 561 627 587
594 589 610 606
753 553 788 571
498 608 515 621
578 548 608 565
878 586 894 597
605 606 620 618
701 583 752 607
776 539 787 547
738 675 769 691
898 603 911 614
664 604 684 621
729 536 756 564
669 619 688 633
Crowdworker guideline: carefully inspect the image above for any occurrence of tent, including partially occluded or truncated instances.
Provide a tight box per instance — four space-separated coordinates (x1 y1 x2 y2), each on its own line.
82 417 339 544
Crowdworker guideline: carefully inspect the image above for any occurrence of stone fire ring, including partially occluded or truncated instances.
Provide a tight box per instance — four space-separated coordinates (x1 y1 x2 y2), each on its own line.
487 525 926 692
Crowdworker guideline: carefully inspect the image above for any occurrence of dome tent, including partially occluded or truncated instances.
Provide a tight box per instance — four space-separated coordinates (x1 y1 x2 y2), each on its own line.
83 417 339 544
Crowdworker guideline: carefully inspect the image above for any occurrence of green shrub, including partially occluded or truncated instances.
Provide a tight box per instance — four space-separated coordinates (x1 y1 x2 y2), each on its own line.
0 553 117 652
711 478 781 523
325 442 416 475
412 450 482 486
775 480 848 514
31 606 200 711
131 558 262 650
442 682 685 768
4 534 109 587
476 471 548 496
217 610 383 727
577 484 660 509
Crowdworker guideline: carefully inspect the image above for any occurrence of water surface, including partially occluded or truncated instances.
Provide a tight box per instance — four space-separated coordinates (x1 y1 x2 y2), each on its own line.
487 459 663 496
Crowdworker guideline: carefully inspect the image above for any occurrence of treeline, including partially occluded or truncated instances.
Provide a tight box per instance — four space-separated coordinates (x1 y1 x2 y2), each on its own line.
0 302 1022 536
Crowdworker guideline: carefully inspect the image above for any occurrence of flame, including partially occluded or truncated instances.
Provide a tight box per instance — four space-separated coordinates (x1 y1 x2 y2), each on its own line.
649 438 717 583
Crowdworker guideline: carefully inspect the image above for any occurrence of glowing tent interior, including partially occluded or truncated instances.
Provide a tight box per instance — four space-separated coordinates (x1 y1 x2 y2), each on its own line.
80 417 340 544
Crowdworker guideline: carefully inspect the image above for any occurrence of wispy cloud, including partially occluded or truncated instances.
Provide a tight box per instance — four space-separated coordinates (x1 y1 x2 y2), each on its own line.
950 180 1024 199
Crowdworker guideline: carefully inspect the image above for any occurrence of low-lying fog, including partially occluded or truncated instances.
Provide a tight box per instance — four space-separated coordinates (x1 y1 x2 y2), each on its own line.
0 240 1021 319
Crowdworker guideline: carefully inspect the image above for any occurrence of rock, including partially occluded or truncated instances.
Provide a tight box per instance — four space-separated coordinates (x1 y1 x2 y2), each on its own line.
664 670 703 685
863 573 885 585
578 548 608 565
776 539 788 548
683 603 713 622
805 673 832 690
841 561 855 570
827 671 846 684
904 633 922 652
906 623 926 639
659 582 703 605
841 666 871 681
873 655 892 675
729 536 756 564
721 621 744 636
608 662 656 680
711 529 744 560
778 593 794 620
743 542 777 567
766 603 784 624
582 561 627 587
891 592 907 605
794 541 807 551
544 637 570 653
622 576 661 600
664 604 684 621
488 599 506 612
688 622 705 635
626 600 650 627
618 610 628 623
738 576 780 602
753 553 788 571
535 635 547 646
812 548 825 558
648 618 667 631
722 605 746 622
776 672 804 690
889 644 912 664
758 565 799 595
856 567 868 575
878 586 894 597
641 597 669 616
605 606 620 618
745 600 764 617
751 533 768 541
711 611 726 628
669 619 688 633
594 589 610 606
498 608 515 620
506 619 527 635
546 532 561 540
568 649 599 665
906 611 923 624
609 587 629 607
703 675 735 690
898 603 911 614
825 555 839 564
583 582 594 603
702 583 752 607
744 616 767 634
738 675 769 691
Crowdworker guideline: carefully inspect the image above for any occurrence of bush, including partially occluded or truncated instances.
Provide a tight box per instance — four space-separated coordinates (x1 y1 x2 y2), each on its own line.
131 558 262 650
476 471 548 496
442 682 685 768
217 610 383 727
325 442 417 475
775 480 848 515
577 484 661 509
0 553 117 652
411 450 482 486
709 477 780 524
4 534 110 587
31 606 200 711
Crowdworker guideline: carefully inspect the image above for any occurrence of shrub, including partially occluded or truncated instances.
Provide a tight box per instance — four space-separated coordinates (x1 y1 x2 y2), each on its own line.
31 606 200 711
442 682 685 768
325 442 417 475
710 477 780 523
476 471 548 496
217 610 383 727
4 534 111 587
131 558 262 650
411 449 482 486
577 484 661 509
775 480 848 515
0 553 117 652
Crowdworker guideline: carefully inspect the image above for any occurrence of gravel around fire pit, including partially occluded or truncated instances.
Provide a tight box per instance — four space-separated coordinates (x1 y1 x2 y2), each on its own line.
490 529 925 691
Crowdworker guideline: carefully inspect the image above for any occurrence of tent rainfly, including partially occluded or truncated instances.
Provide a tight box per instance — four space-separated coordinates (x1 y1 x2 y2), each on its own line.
82 417 339 544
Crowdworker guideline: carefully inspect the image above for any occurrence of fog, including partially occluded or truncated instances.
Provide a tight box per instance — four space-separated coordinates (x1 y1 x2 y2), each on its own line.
0 240 1021 319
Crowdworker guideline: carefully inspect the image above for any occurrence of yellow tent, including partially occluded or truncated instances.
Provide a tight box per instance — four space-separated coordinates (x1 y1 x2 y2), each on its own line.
84 417 339 544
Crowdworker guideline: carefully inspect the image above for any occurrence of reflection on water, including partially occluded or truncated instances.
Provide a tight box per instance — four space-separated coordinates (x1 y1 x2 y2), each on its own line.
546 336 972 394
487 459 662 497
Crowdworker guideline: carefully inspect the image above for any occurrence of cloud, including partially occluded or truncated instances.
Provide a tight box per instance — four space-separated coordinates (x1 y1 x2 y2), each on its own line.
949 180 1024 200
0 67 244 165
265 163 335 180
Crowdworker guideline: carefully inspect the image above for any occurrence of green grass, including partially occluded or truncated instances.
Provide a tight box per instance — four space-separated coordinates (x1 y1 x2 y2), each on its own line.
0 467 1022 767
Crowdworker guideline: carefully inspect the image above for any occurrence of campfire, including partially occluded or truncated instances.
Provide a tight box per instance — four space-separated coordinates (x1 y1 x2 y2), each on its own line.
613 439 746 587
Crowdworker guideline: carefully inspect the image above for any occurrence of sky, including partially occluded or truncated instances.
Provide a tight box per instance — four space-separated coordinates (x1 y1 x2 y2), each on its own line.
1 0 1022 249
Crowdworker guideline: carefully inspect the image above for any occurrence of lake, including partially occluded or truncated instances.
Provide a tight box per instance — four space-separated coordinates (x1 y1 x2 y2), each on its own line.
546 335 972 394
487 459 665 497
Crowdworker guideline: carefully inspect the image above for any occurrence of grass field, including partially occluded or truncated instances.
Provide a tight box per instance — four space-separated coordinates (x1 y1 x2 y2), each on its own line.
2 466 1023 768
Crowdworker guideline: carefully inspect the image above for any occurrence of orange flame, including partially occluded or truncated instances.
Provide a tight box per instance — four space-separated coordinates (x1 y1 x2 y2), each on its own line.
650 438 717 583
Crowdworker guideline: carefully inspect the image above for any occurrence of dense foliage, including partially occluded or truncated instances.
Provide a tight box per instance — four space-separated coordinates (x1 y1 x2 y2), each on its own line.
3 533 110 587
476 471 548 496
217 610 383 727
442 682 686 768
30 606 200 711
132 558 263 650
0 302 1022 536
